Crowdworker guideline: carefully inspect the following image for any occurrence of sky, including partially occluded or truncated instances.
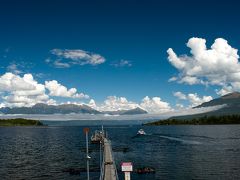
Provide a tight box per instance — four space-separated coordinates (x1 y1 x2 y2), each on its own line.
0 0 240 113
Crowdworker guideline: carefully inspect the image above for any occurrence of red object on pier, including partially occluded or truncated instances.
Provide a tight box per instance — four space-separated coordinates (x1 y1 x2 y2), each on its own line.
83 127 90 134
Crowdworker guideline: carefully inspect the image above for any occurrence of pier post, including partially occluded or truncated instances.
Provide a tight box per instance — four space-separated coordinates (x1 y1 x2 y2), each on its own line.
84 128 90 180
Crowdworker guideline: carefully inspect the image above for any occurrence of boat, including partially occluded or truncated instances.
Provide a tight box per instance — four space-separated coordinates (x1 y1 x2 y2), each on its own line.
91 130 104 143
137 129 146 135
136 167 155 174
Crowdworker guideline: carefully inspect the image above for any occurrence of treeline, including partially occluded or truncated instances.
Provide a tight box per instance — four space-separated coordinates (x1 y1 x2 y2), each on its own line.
0 118 43 126
145 115 240 125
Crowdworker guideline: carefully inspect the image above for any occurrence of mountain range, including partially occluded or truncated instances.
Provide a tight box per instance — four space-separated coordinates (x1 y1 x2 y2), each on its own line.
174 92 240 119
0 103 147 115
1 92 239 116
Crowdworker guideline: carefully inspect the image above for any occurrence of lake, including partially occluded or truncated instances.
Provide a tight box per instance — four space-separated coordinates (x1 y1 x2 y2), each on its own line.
0 124 240 179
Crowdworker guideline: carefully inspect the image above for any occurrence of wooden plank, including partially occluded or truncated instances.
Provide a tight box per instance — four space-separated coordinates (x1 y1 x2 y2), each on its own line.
103 138 117 180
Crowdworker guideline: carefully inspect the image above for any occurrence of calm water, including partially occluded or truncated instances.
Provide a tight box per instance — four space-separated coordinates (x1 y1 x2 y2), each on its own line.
0 125 240 180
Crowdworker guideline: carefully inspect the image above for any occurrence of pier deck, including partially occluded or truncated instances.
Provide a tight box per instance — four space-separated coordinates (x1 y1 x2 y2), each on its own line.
103 138 117 180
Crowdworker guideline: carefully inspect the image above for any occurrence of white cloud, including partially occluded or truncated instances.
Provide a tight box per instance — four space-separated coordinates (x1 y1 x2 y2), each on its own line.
215 86 233 96
45 80 89 99
7 63 22 75
168 76 178 82
53 60 70 68
173 91 186 100
88 99 97 109
140 96 172 114
50 49 106 67
0 73 89 107
167 37 240 94
174 91 213 107
0 73 51 107
176 103 184 109
87 96 172 114
187 93 212 107
0 73 35 92
94 96 138 111
111 60 132 67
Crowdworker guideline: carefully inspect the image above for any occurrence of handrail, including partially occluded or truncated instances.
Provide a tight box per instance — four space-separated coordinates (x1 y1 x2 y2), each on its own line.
108 140 119 180
99 136 119 180
99 141 105 180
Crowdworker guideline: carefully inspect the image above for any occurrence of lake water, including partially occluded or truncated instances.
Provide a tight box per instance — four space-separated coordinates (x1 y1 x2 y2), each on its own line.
0 125 240 179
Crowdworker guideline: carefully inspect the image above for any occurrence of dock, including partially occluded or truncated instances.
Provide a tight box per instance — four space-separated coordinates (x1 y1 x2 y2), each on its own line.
103 138 118 180
99 133 118 180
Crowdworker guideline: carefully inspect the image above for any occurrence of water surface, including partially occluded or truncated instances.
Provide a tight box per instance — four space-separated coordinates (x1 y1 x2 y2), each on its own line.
0 125 240 179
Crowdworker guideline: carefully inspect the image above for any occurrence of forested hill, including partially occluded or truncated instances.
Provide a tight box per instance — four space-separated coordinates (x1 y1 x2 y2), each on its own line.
0 118 43 126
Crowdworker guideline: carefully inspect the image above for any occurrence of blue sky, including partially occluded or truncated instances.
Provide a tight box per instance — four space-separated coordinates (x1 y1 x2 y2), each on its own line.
0 0 240 112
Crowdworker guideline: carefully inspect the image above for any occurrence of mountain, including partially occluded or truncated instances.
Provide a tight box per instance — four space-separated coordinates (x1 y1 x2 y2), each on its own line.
120 107 147 115
173 92 240 120
196 92 240 108
0 103 148 115
102 107 147 115
0 103 101 114
194 92 240 115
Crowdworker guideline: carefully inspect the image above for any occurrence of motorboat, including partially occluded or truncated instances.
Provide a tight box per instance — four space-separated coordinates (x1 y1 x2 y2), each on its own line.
137 129 146 135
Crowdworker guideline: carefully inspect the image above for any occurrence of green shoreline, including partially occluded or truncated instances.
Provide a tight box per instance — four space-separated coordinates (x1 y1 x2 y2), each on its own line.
144 115 240 126
0 118 43 126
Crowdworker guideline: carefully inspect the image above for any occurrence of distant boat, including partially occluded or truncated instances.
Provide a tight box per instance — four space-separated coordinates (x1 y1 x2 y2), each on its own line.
91 130 104 143
137 129 146 135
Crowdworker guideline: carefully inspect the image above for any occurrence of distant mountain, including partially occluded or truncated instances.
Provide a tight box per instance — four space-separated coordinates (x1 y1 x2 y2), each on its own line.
0 103 148 115
121 107 148 115
194 92 240 115
102 107 147 115
196 92 240 108
173 92 240 120
0 103 101 114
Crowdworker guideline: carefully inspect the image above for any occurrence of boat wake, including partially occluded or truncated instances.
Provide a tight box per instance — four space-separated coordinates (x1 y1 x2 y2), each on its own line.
159 135 201 145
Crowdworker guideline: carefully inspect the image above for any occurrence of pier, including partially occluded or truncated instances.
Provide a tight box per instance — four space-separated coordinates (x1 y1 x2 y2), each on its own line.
90 128 118 180
85 128 135 180
101 137 118 180
96 130 118 180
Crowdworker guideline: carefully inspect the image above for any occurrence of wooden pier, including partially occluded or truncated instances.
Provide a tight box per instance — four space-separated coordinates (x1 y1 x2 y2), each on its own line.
103 138 117 180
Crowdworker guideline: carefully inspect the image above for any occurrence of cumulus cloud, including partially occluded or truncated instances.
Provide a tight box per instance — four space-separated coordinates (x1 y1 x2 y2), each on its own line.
88 99 97 109
173 91 186 100
45 80 89 99
0 72 89 107
93 96 138 111
215 86 233 96
140 96 172 114
87 96 172 114
174 91 212 107
0 73 35 92
167 37 240 94
0 73 51 107
91 96 172 113
187 93 212 107
176 103 184 109
49 49 106 67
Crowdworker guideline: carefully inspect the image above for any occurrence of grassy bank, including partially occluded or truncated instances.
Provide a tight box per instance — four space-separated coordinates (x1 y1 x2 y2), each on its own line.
0 118 43 126
145 115 240 125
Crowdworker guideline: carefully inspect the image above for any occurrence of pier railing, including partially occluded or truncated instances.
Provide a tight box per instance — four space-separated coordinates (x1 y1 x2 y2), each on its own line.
99 137 118 180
